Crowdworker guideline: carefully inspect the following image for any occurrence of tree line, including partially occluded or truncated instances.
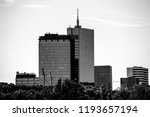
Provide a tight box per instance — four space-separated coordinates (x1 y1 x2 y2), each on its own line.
0 79 150 100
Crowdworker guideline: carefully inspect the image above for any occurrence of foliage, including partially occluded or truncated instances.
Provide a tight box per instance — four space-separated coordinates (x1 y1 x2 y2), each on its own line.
0 81 150 100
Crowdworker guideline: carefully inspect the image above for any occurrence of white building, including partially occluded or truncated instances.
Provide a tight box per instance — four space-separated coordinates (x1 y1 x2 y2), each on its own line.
127 66 148 85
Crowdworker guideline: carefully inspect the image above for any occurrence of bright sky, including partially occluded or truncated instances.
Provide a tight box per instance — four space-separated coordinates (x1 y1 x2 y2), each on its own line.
0 0 150 89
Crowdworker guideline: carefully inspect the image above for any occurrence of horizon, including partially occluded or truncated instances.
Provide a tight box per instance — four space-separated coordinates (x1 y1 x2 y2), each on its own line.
0 0 150 89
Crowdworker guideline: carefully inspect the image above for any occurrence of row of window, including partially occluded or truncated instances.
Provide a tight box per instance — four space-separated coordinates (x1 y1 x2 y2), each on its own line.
16 78 38 81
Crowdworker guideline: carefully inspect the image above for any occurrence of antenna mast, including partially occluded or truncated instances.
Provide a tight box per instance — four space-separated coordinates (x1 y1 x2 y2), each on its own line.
76 8 81 28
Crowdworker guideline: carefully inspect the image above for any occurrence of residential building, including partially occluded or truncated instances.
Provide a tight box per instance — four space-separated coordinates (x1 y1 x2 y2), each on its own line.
127 66 149 85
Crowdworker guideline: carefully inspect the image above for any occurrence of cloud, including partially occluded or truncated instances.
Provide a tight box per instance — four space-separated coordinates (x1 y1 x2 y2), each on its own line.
0 1 51 9
21 4 51 9
0 4 11 6
5 0 15 3
108 10 138 20
81 16 150 28
0 0 16 6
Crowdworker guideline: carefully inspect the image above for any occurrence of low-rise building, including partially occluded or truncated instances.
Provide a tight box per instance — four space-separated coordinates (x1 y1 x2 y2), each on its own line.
16 72 39 86
120 77 139 90
127 66 148 85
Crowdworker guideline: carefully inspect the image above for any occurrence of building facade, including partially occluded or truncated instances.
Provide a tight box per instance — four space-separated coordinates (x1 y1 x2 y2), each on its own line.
94 66 112 89
16 72 39 86
127 66 149 85
120 78 127 89
39 34 78 86
121 77 139 90
67 10 94 83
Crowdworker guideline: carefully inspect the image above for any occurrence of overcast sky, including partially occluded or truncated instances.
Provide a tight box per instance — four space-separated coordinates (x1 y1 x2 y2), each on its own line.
0 0 150 89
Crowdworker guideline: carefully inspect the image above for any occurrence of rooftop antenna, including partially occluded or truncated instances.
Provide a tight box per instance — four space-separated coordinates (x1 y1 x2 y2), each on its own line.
76 8 81 28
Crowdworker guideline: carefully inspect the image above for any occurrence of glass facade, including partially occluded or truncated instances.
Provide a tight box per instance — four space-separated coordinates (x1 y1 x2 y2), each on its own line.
39 34 78 86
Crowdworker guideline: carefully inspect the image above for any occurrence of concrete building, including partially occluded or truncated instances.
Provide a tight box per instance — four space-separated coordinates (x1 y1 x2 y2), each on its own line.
94 66 112 89
16 72 39 86
127 66 149 85
121 77 139 90
39 34 78 86
67 9 94 83
120 78 127 89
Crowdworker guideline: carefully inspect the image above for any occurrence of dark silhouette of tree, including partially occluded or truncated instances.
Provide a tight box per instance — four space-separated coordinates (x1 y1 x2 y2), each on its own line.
41 86 53 99
53 79 85 100
0 80 150 100
53 79 62 99
13 89 27 100
130 85 150 100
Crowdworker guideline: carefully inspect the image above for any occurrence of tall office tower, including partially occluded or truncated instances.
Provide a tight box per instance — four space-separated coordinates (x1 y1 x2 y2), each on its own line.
67 9 94 83
39 33 78 86
127 66 149 85
94 66 112 89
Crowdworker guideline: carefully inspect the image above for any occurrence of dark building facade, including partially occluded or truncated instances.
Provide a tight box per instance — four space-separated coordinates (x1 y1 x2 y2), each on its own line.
16 72 39 86
121 77 139 90
39 34 78 86
120 78 127 89
94 66 112 89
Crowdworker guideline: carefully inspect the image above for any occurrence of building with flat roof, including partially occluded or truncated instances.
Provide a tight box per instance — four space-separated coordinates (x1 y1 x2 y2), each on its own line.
16 72 39 86
120 77 139 90
39 34 78 86
67 9 94 83
127 66 148 85
94 66 112 89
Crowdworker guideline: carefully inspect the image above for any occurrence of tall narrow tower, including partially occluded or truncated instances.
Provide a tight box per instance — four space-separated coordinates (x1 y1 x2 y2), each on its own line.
67 9 94 83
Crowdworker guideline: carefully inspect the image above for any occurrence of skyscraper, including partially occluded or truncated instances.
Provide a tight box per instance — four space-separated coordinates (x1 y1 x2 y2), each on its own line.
39 33 78 86
67 9 94 83
94 66 112 89
127 66 149 85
